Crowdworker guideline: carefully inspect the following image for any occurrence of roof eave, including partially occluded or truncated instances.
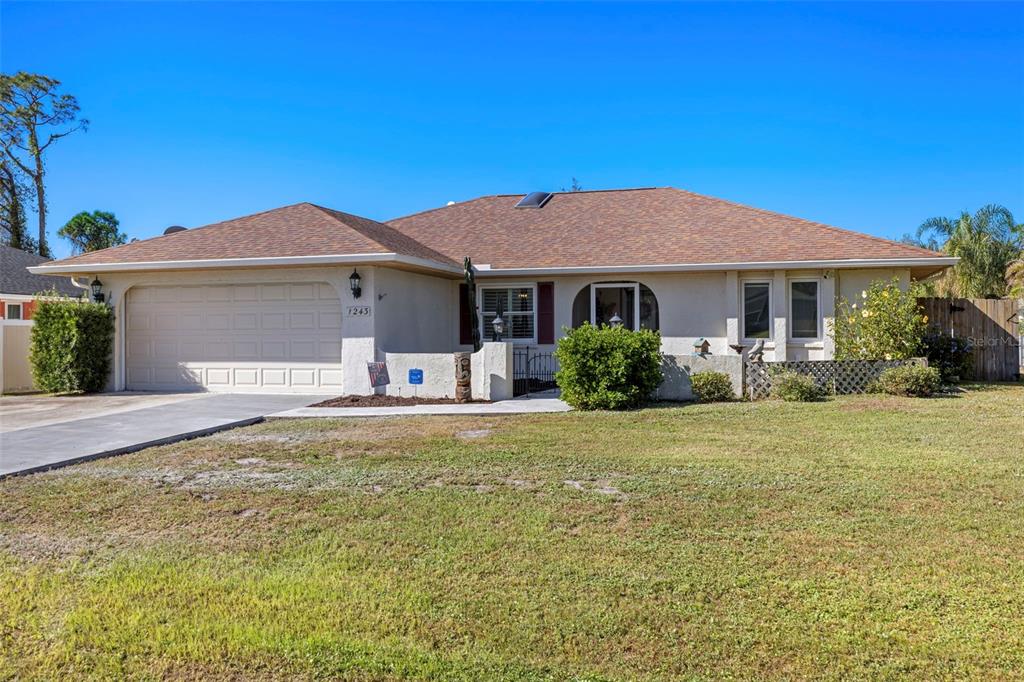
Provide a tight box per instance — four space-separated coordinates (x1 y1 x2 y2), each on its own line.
27 253 464 277
473 257 959 277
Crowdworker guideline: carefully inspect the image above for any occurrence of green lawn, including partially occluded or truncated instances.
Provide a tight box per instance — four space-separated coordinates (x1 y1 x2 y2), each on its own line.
2 385 1023 680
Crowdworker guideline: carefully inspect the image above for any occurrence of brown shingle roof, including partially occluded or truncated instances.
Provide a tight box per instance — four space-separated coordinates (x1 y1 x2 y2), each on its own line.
40 188 946 273
46 202 458 268
387 187 943 269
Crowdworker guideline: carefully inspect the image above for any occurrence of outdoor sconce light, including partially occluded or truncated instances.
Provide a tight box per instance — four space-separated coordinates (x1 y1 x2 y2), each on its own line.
693 337 711 355
90 277 105 303
491 314 505 342
609 313 623 327
349 269 362 299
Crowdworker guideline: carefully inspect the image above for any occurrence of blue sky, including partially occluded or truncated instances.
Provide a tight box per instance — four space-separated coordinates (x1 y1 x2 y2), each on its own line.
3 1 1022 259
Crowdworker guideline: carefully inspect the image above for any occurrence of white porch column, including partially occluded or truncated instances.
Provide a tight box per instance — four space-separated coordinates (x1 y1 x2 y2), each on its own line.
772 270 787 361
341 267 378 395
822 270 836 359
725 271 740 349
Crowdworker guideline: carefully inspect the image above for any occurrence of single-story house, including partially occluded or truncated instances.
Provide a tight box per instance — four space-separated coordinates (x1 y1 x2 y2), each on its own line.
28 187 955 396
1 245 84 393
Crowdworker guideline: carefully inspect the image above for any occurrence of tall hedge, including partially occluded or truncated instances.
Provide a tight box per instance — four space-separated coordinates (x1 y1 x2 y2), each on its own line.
29 296 115 393
554 324 663 410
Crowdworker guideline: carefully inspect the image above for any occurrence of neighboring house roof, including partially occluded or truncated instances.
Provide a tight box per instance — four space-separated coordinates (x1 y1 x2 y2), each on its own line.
388 187 947 271
0 245 81 296
34 203 460 273
29 188 954 277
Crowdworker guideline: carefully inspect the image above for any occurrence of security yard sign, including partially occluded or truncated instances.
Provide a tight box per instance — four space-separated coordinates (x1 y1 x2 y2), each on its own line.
408 368 424 385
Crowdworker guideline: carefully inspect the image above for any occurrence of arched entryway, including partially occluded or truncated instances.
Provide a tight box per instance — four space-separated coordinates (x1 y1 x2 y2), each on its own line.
571 282 660 331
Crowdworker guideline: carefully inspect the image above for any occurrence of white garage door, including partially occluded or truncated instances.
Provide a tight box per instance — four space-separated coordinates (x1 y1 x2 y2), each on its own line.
126 282 343 392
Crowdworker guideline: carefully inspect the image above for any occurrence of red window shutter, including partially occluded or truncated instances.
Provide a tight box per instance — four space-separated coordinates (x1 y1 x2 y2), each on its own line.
459 283 472 345
537 282 555 345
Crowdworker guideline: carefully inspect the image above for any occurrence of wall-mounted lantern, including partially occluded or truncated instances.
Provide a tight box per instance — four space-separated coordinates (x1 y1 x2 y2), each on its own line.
349 269 362 299
693 337 711 355
609 313 623 327
90 277 105 303
492 314 505 342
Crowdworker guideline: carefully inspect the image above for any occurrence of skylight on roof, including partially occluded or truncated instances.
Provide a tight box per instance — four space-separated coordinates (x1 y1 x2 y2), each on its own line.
515 192 552 209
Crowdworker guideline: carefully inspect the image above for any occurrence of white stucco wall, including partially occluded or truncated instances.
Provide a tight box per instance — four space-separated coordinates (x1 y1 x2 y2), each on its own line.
374 268 457 353
383 342 513 400
383 351 456 398
837 268 911 303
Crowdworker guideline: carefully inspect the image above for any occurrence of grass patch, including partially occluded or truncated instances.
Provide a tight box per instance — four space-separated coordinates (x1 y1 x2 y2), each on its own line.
2 385 1023 679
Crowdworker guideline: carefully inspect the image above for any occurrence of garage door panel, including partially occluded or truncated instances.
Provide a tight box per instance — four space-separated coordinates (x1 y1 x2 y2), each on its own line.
320 311 342 329
290 340 315 359
262 369 287 386
290 369 316 387
261 285 287 301
234 368 259 386
234 285 259 302
234 341 259 359
206 313 230 330
128 314 151 332
180 314 203 331
290 312 315 329
291 283 315 300
234 313 258 330
262 312 286 329
319 340 341 360
320 369 343 387
126 282 342 392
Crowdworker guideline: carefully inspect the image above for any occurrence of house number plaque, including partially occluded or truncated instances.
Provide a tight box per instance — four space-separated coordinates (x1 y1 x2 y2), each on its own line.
345 305 372 317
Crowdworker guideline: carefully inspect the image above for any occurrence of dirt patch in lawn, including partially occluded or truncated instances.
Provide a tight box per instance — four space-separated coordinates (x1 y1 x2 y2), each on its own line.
310 394 489 407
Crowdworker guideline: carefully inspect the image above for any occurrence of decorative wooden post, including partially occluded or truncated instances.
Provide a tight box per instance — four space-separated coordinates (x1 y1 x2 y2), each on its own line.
454 352 472 402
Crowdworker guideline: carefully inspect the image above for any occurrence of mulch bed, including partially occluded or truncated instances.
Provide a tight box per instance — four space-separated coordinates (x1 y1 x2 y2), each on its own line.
310 394 490 408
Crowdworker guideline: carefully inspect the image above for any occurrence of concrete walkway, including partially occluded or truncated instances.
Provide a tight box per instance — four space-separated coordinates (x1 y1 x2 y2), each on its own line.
270 397 571 419
0 393 318 478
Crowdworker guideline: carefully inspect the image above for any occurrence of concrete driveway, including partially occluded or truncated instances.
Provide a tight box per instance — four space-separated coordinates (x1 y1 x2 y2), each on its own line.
0 392 319 477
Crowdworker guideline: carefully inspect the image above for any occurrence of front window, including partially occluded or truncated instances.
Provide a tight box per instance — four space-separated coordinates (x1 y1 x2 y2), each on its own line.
790 280 819 339
6 303 22 320
481 287 535 341
594 284 636 329
743 282 771 339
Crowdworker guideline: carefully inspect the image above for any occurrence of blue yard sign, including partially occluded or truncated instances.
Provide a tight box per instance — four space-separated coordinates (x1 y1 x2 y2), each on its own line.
408 368 424 385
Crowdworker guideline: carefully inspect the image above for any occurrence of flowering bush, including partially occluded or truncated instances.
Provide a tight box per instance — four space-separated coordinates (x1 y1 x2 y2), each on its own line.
830 278 927 360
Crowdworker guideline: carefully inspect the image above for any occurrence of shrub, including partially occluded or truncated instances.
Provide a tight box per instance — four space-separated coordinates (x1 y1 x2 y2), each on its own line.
690 371 734 403
770 371 825 402
29 295 115 393
920 330 973 382
830 278 927 360
870 364 941 397
554 324 663 410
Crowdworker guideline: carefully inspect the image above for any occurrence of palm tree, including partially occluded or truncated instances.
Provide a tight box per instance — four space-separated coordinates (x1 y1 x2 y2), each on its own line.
914 204 1022 298
1007 257 1024 300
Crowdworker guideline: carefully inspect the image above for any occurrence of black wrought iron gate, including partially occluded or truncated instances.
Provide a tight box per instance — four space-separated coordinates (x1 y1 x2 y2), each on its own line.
512 347 558 396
